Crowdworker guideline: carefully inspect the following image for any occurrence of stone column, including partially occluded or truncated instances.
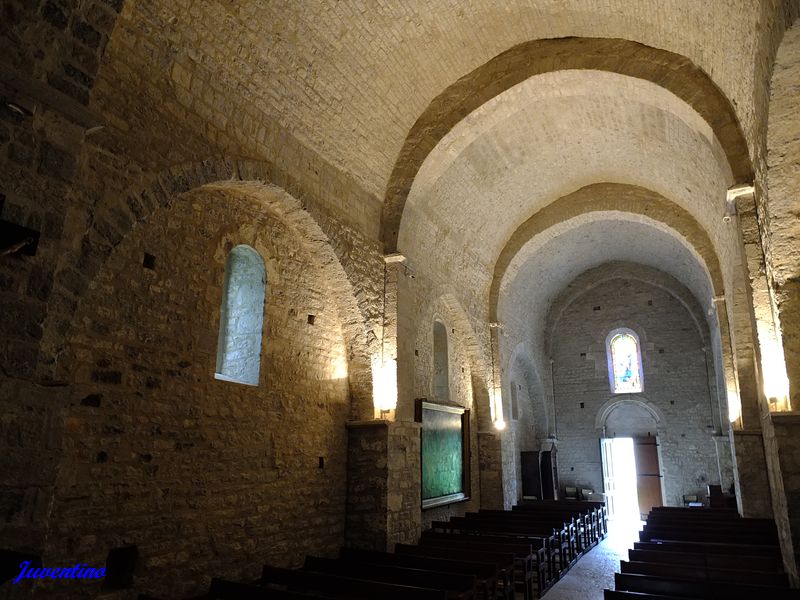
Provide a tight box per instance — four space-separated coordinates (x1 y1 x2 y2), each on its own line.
478 430 505 509
730 429 772 517
344 420 422 551
768 413 800 584
712 433 734 492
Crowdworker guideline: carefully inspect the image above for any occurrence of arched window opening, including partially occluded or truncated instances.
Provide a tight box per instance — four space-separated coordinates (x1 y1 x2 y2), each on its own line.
606 328 644 394
510 383 519 421
215 245 266 386
433 321 450 400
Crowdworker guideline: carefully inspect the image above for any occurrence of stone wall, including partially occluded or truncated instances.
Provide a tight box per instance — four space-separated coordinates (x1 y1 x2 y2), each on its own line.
26 187 353 598
550 277 721 506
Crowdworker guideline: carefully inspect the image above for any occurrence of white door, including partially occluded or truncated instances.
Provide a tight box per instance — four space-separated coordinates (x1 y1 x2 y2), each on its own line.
601 438 616 517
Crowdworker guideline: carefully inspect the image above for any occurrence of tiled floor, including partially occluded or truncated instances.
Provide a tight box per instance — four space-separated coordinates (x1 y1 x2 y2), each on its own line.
539 520 643 600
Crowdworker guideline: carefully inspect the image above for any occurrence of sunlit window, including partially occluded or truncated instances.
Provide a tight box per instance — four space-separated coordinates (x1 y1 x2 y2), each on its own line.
606 328 644 394
215 245 266 386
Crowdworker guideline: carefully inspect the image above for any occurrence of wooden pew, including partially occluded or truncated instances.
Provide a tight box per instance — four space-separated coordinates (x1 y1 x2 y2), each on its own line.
603 590 701 600
395 543 517 600
628 548 782 572
209 578 331 599
513 506 604 544
423 525 551 590
633 540 781 559
639 527 777 545
260 565 448 600
303 556 476 600
648 506 738 519
604 591 698 600
613 572 800 599
416 534 540 600
434 515 567 573
619 560 788 587
340 548 497 600
479 508 596 552
515 500 608 538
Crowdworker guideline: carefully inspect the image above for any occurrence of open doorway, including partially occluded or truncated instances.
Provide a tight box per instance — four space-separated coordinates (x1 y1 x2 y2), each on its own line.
601 437 638 522
601 436 663 523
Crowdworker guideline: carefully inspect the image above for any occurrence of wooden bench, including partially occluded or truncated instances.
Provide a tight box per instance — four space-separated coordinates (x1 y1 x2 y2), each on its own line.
619 560 788 587
613 572 800 599
480 508 597 552
395 543 517 600
209 578 330 600
340 548 497 600
416 534 540 600
633 540 781 559
628 548 782 572
515 500 608 538
604 591 698 600
303 556 475 600
434 516 567 573
260 565 448 600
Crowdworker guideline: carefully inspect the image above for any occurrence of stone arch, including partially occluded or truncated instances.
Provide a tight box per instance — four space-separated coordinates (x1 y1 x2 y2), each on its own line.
594 395 666 433
413 287 492 425
506 342 549 442
45 160 374 415
490 183 725 323
382 37 754 252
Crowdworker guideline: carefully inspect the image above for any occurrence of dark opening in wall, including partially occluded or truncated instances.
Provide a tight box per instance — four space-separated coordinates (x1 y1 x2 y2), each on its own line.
307 314 315 325
102 545 138 590
142 253 156 270
593 306 601 311
318 457 325 469
80 394 102 407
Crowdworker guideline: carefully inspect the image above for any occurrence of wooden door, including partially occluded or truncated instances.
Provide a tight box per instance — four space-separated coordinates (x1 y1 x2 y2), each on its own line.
521 451 542 500
633 436 663 519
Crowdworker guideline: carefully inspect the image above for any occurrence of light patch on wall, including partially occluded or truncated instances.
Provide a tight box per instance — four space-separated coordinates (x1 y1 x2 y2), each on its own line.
758 321 791 411
727 388 742 424
371 355 397 418
330 351 348 380
490 388 505 430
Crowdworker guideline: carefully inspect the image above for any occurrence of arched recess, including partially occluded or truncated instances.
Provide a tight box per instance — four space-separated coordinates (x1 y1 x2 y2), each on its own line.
767 15 800 409
506 342 549 443
412 288 492 425
595 395 666 434
382 37 754 252
50 182 357 591
412 288 499 513
45 160 375 417
490 182 757 430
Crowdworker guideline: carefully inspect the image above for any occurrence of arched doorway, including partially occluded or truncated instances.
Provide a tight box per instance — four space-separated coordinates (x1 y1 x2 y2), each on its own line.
599 398 664 522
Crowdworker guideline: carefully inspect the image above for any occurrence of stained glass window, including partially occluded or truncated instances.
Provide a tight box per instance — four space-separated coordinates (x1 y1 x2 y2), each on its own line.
607 329 643 394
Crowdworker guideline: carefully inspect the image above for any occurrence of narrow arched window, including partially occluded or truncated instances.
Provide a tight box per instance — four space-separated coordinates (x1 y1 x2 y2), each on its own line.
510 383 519 421
433 321 450 400
215 245 266 386
606 328 644 394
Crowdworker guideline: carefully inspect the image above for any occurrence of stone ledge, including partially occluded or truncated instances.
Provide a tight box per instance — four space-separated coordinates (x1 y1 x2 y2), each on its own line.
770 411 800 425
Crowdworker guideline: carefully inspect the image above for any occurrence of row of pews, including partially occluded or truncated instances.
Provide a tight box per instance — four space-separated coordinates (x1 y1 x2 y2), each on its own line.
429 500 608 598
604 506 800 599
141 500 607 600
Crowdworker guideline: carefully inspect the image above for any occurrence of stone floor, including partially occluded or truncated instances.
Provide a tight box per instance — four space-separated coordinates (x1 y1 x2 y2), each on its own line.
539 519 643 600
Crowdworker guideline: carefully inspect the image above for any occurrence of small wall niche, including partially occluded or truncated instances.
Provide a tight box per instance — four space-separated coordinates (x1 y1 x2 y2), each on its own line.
102 545 138 590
